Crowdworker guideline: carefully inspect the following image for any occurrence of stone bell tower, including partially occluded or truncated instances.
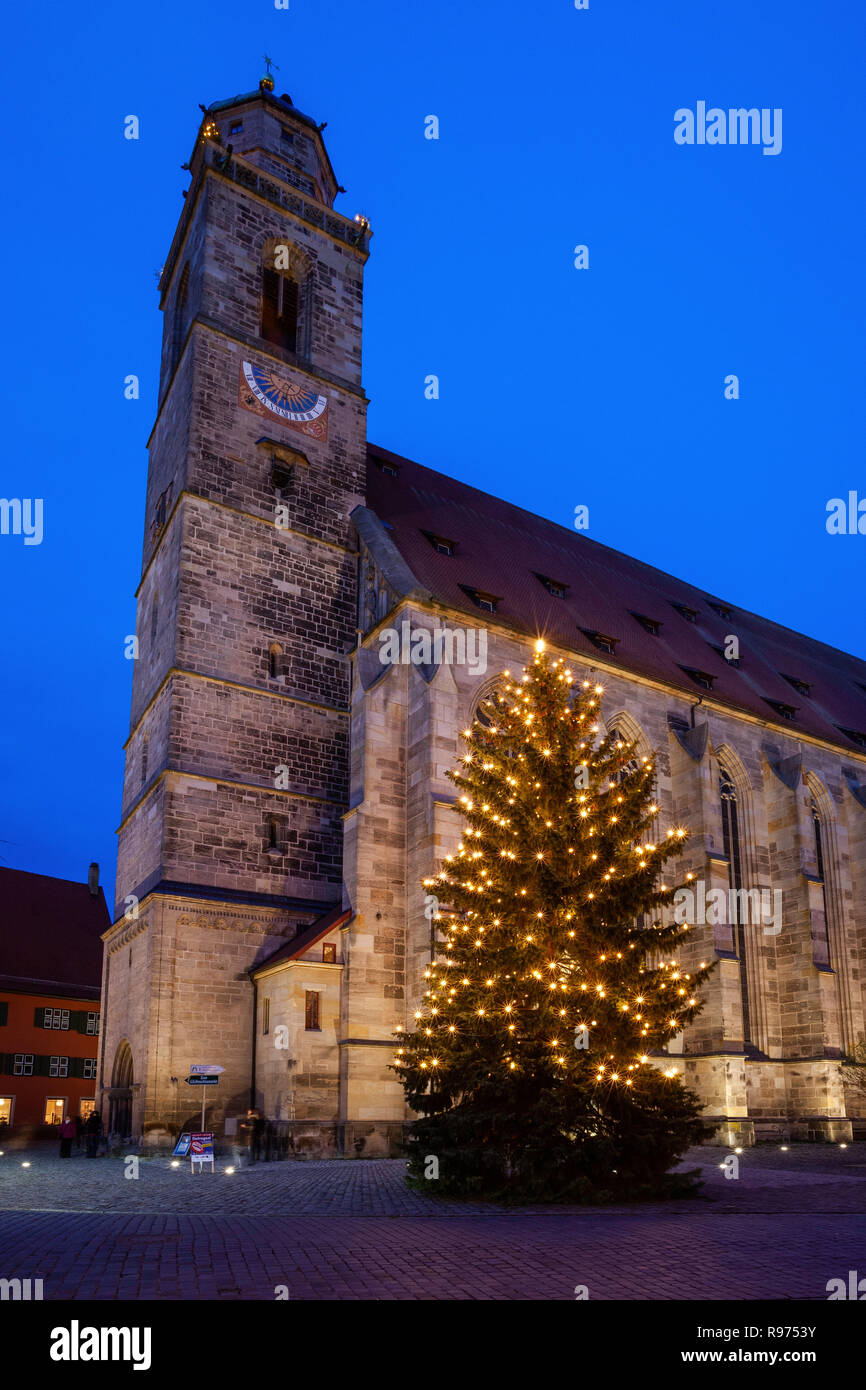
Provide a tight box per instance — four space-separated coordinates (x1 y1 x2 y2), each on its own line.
101 70 371 1144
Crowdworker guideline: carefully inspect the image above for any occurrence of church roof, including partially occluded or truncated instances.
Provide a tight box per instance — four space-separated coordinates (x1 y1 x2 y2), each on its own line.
0 867 109 999
251 904 351 976
365 443 866 757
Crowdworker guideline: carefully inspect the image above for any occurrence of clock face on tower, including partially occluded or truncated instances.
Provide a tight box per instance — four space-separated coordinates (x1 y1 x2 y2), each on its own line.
239 361 329 440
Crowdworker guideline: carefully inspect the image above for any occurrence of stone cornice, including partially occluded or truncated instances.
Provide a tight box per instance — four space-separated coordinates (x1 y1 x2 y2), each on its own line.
137 483 359 597
123 666 349 753
116 765 347 837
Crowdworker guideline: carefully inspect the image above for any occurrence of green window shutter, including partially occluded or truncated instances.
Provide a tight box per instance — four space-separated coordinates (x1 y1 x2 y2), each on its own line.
33 1006 45 1027
69 1056 84 1079
0 1002 8 1026
69 1011 85 1033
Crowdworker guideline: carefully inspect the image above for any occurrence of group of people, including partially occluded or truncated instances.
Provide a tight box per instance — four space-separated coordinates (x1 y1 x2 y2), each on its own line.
58 1109 105 1158
52 1105 283 1163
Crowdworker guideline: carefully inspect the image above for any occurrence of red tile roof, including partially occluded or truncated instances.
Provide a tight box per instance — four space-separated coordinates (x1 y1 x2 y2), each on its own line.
0 868 110 999
366 444 866 754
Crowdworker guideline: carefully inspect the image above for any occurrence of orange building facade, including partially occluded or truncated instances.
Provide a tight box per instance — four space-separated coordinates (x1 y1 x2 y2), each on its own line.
0 990 100 1133
0 864 108 1141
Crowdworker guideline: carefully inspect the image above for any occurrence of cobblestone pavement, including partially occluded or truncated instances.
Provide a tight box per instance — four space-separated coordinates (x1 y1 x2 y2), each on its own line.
1 1144 864 1299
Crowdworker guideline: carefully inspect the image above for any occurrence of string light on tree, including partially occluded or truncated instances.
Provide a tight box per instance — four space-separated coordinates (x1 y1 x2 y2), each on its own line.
393 642 714 1202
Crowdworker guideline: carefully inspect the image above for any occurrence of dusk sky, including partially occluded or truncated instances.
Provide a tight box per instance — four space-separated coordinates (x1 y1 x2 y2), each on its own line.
1 0 863 905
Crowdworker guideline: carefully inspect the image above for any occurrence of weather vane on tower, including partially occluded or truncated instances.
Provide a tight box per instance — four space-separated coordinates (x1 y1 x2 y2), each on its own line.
260 55 279 92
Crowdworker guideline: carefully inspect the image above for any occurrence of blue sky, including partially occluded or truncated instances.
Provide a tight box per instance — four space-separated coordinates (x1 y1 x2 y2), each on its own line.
0 0 863 903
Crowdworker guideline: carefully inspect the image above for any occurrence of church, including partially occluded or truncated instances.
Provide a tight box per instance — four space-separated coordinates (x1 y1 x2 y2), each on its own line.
99 72 866 1154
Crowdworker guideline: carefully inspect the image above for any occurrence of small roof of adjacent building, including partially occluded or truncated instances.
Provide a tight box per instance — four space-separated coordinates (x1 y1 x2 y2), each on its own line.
0 867 110 1000
365 444 866 756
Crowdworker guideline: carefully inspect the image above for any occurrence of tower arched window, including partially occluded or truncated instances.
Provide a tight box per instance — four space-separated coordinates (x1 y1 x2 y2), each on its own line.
262 267 299 352
720 772 753 1048
267 815 281 853
268 643 283 681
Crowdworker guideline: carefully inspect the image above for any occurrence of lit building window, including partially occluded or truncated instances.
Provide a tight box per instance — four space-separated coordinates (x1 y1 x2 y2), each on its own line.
305 991 321 1031
44 1098 66 1125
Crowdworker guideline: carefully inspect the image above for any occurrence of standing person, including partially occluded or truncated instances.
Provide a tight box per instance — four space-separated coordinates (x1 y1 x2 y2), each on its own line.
59 1116 75 1158
85 1109 101 1158
252 1110 265 1163
74 1113 84 1152
239 1108 261 1163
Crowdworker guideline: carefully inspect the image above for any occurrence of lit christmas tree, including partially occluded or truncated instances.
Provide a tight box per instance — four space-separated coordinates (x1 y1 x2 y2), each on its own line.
394 643 714 1203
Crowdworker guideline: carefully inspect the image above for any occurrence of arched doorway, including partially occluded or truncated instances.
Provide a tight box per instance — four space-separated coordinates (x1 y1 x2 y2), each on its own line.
109 1040 134 1136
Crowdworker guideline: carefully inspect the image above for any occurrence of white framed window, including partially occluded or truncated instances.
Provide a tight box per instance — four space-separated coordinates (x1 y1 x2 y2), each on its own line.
82 1058 98 1081
45 1009 70 1030
13 1054 33 1076
85 1013 99 1035
49 1056 69 1078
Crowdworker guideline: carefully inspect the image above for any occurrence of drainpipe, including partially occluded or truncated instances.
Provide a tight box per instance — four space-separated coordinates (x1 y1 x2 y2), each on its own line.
250 979 258 1110
690 695 703 728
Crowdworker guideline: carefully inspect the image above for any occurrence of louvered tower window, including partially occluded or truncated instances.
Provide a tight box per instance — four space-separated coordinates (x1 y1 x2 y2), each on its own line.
261 269 299 352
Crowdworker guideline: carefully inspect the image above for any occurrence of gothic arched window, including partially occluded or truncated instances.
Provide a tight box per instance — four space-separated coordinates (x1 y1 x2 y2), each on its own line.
268 643 283 681
811 798 832 965
720 771 753 1048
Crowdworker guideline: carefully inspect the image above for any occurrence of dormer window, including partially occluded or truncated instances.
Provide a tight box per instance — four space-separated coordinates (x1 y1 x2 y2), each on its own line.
632 612 661 636
536 574 569 599
707 599 734 620
764 698 797 721
422 531 455 557
782 674 811 696
377 461 399 477
709 642 740 669
461 586 499 614
671 602 699 623
583 630 618 655
681 666 714 690
837 726 866 748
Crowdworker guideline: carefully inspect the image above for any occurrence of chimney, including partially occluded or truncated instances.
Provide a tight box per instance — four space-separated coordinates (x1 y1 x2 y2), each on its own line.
88 862 99 897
